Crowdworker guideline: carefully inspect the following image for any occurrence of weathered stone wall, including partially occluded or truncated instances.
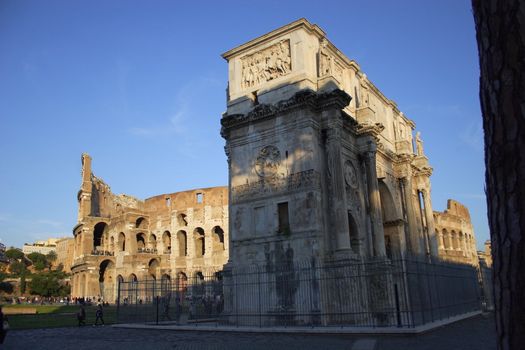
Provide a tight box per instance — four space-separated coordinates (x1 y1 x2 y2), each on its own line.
70 155 229 302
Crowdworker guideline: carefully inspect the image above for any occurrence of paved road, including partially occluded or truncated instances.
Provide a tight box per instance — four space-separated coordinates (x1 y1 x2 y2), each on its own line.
3 314 495 350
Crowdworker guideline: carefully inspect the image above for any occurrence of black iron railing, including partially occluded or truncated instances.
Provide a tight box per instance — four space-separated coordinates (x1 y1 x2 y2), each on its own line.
116 256 481 328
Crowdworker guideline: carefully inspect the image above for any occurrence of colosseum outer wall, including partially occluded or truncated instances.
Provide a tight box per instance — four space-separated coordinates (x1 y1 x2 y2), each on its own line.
70 154 229 302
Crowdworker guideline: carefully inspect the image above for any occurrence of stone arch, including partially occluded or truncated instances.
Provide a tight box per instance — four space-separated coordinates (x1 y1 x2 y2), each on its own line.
194 227 205 257
176 271 188 292
378 181 402 258
148 258 160 280
162 231 172 254
148 233 157 252
347 212 360 255
135 217 148 229
212 226 225 251
136 233 146 251
118 232 126 252
177 213 188 227
177 230 187 257
99 259 115 302
93 222 108 252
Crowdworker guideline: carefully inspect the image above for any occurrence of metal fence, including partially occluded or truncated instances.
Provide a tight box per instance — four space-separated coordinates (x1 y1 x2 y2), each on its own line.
116 256 481 328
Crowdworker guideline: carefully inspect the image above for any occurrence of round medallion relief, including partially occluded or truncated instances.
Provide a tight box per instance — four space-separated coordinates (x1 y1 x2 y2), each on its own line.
255 145 281 178
344 160 358 189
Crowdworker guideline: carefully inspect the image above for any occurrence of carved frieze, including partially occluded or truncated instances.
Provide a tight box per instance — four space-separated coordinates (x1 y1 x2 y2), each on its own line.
231 169 321 202
241 40 291 89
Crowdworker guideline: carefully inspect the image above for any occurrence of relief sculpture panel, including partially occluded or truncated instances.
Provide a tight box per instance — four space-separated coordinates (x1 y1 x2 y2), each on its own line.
241 40 291 89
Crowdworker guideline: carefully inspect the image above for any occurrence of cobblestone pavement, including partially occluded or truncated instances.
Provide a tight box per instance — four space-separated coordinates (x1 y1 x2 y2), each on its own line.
3 314 495 350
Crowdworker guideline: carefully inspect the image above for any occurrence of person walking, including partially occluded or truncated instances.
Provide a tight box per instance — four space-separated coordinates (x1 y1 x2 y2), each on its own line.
77 305 86 326
94 304 104 326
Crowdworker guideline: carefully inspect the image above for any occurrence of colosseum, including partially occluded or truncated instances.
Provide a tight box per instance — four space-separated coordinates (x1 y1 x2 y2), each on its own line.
70 154 228 302
434 199 479 266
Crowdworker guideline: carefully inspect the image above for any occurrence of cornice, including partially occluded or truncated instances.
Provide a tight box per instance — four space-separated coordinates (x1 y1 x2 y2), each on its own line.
222 18 325 60
221 89 351 137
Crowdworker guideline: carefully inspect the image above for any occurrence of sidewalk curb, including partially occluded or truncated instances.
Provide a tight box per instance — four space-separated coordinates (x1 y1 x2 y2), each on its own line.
112 311 482 335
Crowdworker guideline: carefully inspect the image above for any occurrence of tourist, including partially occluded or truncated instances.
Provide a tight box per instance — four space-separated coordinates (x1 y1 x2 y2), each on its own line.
77 305 86 326
94 304 104 326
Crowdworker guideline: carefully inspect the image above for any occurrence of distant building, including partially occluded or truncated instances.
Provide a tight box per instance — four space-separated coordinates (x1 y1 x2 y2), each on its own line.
22 238 61 255
55 237 75 272
0 243 8 264
478 240 492 268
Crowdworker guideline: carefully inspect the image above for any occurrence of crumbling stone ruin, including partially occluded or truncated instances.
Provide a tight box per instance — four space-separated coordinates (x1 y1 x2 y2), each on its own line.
70 154 228 302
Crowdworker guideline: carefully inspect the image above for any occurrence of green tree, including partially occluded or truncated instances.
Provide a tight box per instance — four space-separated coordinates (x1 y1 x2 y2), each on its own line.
20 275 26 294
46 251 57 264
5 248 24 261
0 271 12 294
9 261 28 277
27 252 49 271
29 271 67 297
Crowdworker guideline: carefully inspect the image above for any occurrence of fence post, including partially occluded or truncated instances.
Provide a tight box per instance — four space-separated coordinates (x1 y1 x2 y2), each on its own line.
156 295 159 325
116 280 121 323
394 283 401 327
258 267 261 328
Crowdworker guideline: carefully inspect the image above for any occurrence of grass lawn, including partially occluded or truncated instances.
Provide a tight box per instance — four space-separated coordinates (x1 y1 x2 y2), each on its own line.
4 305 117 329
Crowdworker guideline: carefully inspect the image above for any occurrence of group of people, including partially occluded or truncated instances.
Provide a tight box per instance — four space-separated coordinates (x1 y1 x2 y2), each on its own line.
76 303 105 327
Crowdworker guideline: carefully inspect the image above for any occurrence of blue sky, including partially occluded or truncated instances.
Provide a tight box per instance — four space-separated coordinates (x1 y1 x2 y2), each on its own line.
0 0 488 250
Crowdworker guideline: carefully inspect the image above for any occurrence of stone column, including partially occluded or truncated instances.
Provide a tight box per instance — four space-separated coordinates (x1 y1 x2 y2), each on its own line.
363 150 386 256
421 189 438 257
400 177 421 255
325 127 351 253
437 230 445 250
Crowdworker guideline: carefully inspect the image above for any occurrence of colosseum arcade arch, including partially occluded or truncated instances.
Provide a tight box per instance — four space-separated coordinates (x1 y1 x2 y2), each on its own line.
99 259 115 302
212 226 225 251
162 231 171 254
148 233 157 252
176 271 188 293
148 258 160 280
135 217 148 229
194 228 205 257
118 232 126 252
177 231 187 257
93 222 108 252
136 233 146 251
